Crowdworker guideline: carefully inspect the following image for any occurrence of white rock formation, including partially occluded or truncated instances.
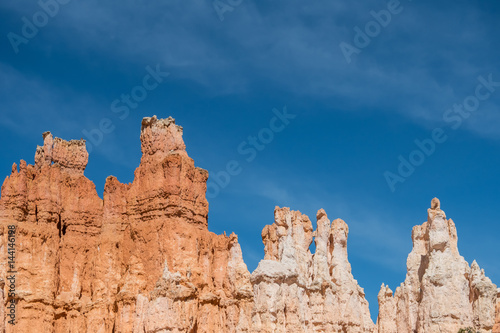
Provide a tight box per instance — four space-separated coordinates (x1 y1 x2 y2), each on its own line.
251 207 375 333
376 198 498 333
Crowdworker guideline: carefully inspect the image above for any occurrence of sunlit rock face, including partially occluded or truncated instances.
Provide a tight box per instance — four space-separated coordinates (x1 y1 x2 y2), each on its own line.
0 116 375 333
376 198 498 333
0 116 253 333
252 207 375 333
494 290 500 333
1 116 497 333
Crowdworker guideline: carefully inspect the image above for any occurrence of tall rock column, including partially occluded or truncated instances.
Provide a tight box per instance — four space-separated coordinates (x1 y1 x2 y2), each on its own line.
252 207 375 333
493 289 500 333
0 132 105 332
0 116 254 333
376 198 498 333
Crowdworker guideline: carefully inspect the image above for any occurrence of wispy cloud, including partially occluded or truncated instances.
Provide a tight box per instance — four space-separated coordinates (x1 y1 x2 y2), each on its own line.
3 1 498 138
237 174 412 271
0 62 137 169
0 63 83 135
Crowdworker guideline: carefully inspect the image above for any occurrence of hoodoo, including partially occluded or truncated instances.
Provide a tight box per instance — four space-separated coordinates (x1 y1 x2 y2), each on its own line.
0 116 253 332
376 198 498 333
252 207 375 332
0 116 498 333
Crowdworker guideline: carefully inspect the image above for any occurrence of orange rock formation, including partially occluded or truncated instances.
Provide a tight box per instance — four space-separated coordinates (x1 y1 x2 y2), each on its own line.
0 116 252 332
1 117 498 333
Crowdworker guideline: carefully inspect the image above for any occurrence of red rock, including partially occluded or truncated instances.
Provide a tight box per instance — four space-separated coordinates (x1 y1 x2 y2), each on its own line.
2 117 498 333
0 116 252 332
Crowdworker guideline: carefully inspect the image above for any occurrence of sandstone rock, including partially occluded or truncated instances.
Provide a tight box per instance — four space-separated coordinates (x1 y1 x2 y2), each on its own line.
252 207 375 333
376 198 498 333
0 116 252 333
494 289 500 333
2 117 498 333
34 131 89 175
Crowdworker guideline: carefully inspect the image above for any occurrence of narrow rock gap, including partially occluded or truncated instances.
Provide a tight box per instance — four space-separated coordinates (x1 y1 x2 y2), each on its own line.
57 214 63 238
189 320 198 333
35 205 38 223
309 236 316 253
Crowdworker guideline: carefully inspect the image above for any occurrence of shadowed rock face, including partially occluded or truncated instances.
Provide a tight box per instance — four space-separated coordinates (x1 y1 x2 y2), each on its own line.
1 116 498 333
376 198 498 333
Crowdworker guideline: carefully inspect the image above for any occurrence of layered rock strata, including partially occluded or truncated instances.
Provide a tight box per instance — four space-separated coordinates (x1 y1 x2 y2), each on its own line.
376 198 498 333
1 116 498 333
252 208 375 332
0 116 253 332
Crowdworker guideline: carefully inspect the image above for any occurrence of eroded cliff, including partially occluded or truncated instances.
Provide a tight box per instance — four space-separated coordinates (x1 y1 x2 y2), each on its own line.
376 198 498 333
252 208 375 332
0 117 498 333
0 116 253 332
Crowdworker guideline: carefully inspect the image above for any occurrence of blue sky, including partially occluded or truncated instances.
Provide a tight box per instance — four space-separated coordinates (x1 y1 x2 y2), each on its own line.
1 0 499 320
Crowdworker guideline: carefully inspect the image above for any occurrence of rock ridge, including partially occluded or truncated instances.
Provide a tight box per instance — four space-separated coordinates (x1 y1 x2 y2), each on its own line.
0 116 251 332
252 207 375 332
0 117 498 333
